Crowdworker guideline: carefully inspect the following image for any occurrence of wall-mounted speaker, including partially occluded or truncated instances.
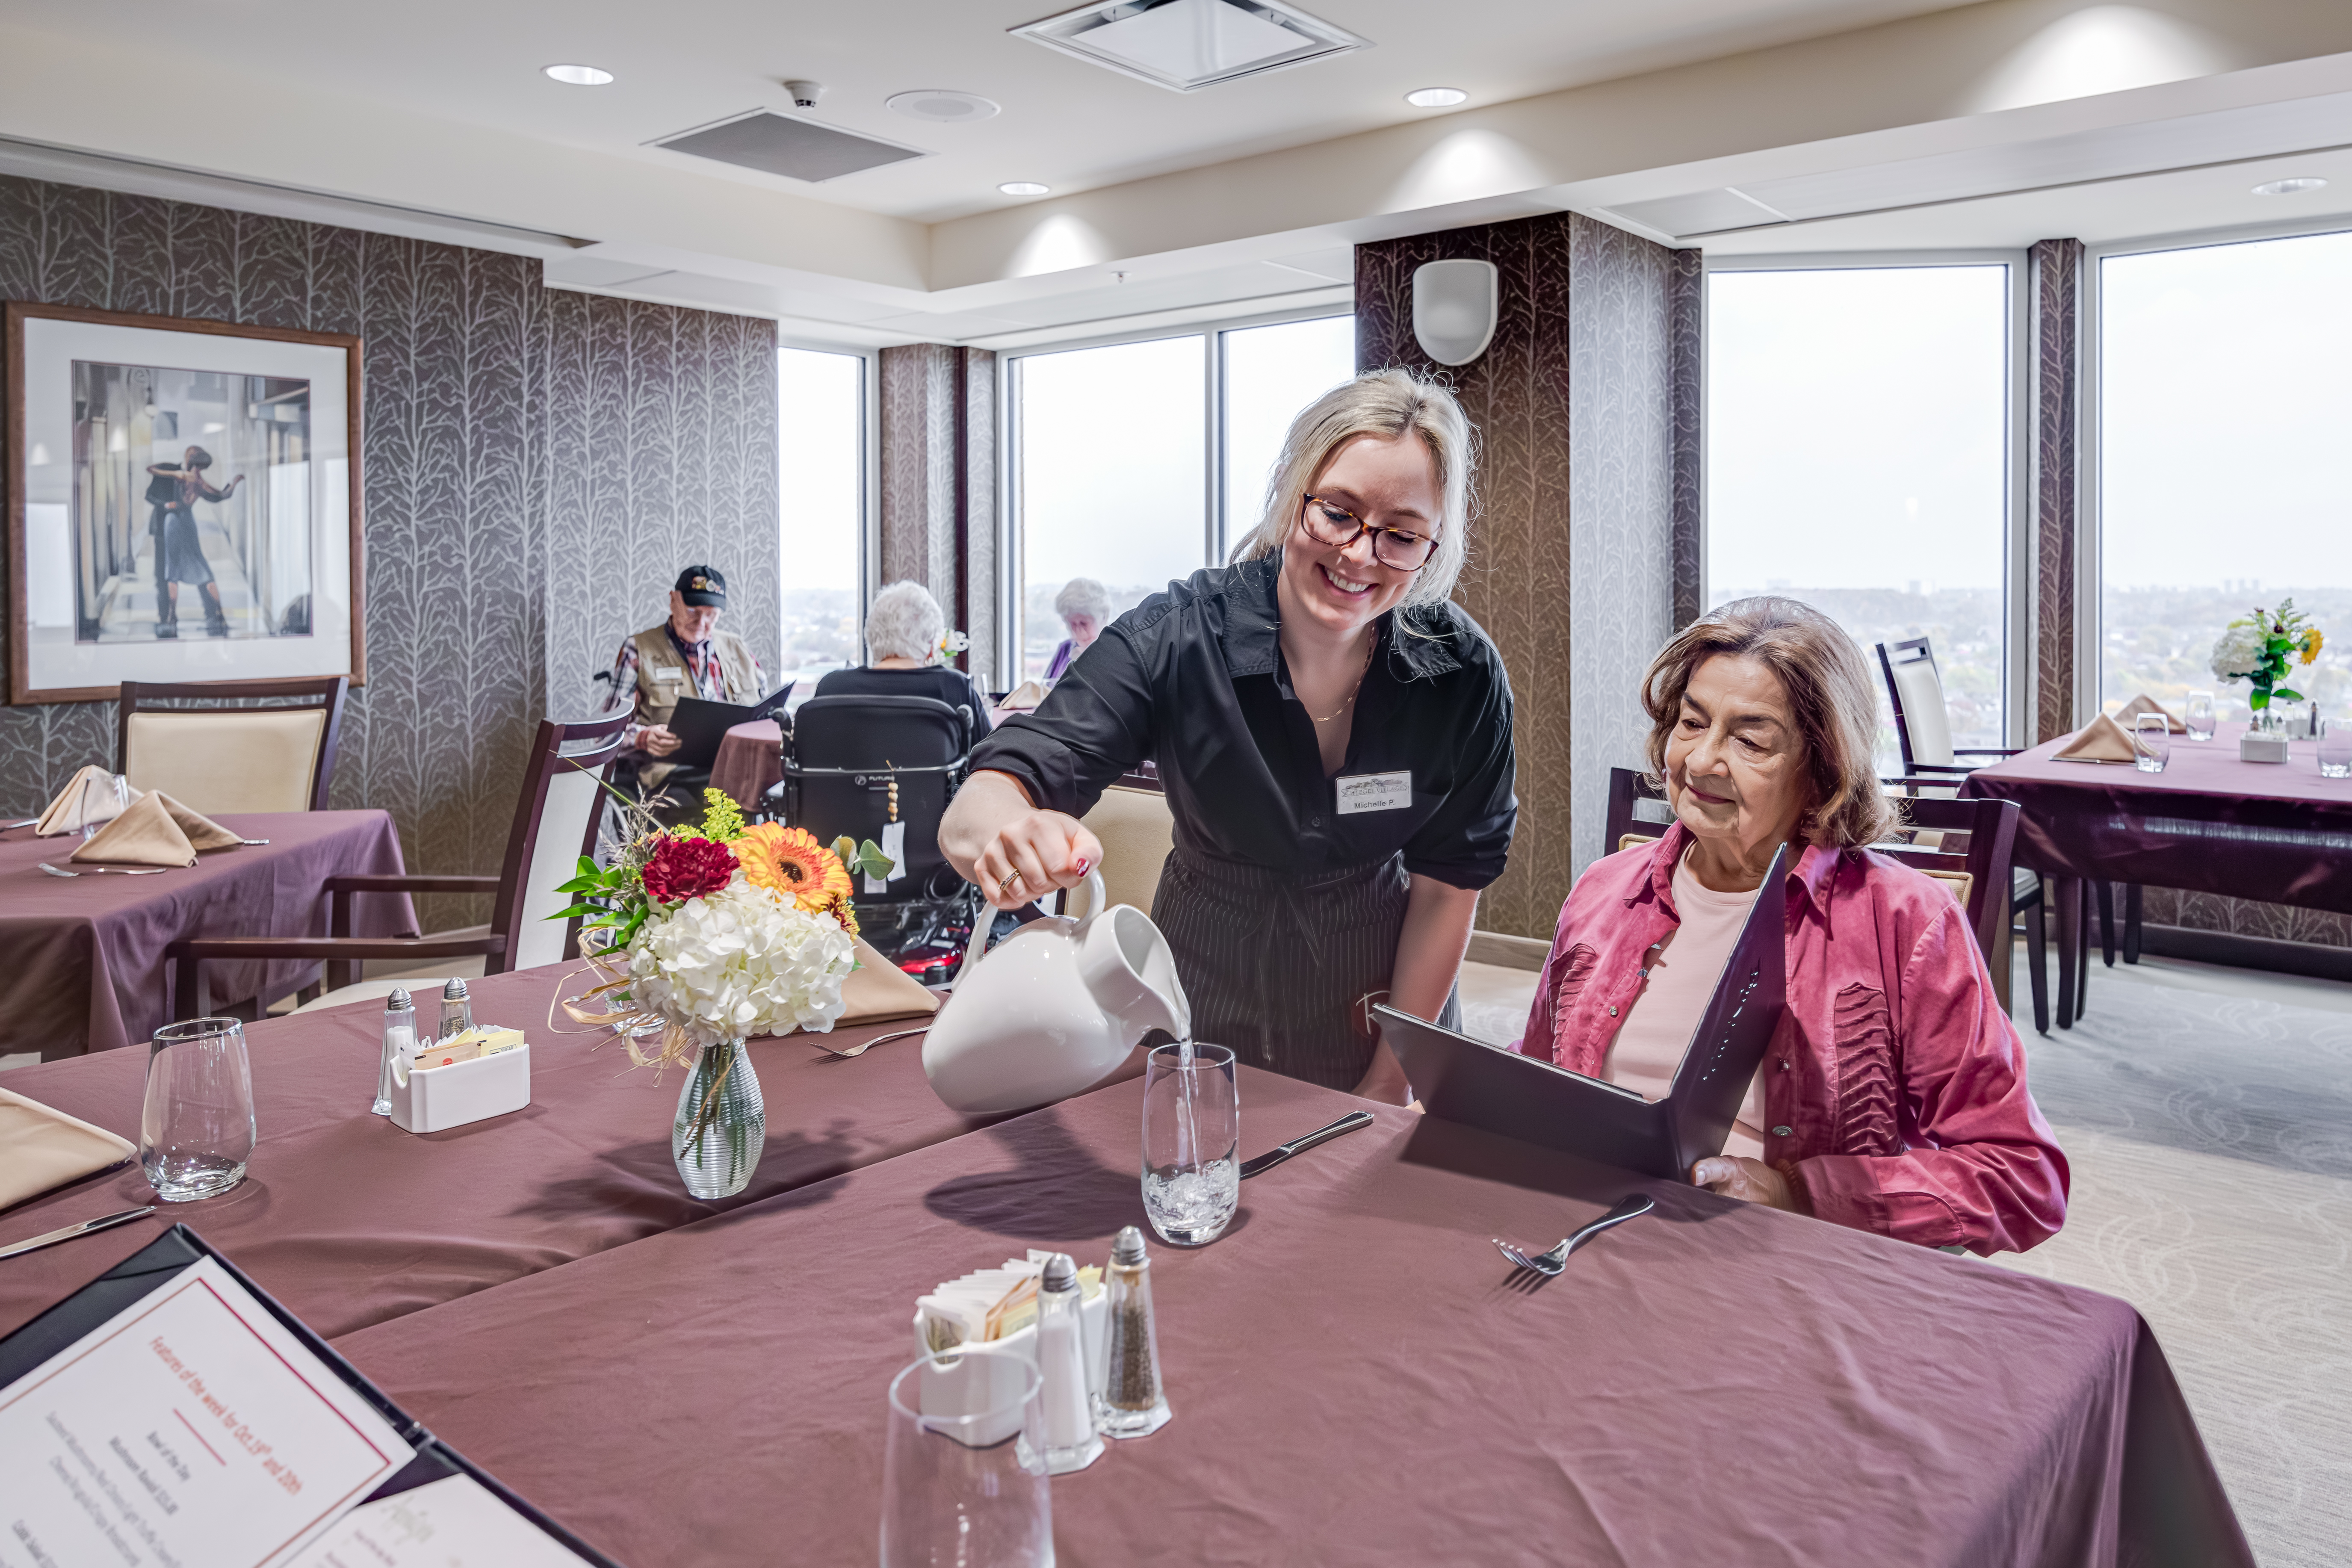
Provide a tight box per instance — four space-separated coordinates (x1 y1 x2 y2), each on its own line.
1412 259 1498 366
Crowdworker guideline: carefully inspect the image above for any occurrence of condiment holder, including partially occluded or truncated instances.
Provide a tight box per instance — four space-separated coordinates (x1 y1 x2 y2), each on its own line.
389 1028 531 1134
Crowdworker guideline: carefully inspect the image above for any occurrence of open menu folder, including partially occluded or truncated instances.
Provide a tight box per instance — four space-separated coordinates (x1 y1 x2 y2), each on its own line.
0 1225 621 1568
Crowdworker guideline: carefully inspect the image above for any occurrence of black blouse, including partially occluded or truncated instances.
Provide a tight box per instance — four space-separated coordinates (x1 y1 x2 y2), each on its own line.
972 555 1516 889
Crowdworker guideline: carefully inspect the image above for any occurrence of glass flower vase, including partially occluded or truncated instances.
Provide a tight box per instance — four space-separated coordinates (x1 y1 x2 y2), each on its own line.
672 1038 764 1199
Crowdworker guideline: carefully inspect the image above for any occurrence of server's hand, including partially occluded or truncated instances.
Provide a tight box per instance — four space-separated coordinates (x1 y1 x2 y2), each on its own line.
974 810 1102 911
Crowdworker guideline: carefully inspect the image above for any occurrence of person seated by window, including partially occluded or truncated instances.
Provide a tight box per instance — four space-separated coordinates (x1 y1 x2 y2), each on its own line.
601 564 765 824
1516 596 2068 1256
814 581 993 748
1043 578 1110 684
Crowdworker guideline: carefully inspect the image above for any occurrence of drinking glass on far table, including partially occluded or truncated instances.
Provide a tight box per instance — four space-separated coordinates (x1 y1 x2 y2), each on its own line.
880 1349 1052 1568
2132 712 2172 774
2320 717 2352 780
79 771 129 841
140 1018 256 1202
2184 689 2216 741
1141 1042 1239 1246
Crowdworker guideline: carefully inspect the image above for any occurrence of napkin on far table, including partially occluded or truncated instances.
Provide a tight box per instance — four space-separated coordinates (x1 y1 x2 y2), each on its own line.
0 1086 135 1211
2053 712 2139 764
2112 692 2186 733
999 679 1050 712
71 790 242 866
34 764 137 837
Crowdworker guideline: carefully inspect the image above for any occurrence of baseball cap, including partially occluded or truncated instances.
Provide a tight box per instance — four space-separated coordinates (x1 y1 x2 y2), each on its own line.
674 565 727 608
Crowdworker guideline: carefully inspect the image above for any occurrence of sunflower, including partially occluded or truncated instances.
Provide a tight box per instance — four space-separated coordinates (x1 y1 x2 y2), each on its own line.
2302 627 2325 665
736 823 852 912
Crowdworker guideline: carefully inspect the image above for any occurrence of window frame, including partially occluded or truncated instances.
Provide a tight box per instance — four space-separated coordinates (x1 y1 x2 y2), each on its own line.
993 300 1355 685
2082 216 2352 728
1699 249 2033 748
775 333 878 676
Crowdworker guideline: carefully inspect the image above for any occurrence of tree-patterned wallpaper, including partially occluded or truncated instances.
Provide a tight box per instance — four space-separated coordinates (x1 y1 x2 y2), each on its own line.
0 174 780 925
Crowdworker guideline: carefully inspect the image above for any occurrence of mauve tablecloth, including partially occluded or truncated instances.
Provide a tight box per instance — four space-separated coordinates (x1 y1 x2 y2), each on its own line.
331 1068 2249 1568
0 960 999 1341
0 810 416 1060
709 719 782 813
1963 723 2352 912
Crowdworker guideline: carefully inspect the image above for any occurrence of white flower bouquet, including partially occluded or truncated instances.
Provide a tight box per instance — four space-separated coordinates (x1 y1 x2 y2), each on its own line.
627 880 854 1050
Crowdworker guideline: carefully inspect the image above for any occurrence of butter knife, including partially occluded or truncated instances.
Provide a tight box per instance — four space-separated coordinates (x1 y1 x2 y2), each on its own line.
0 1205 156 1260
1238 1111 1375 1179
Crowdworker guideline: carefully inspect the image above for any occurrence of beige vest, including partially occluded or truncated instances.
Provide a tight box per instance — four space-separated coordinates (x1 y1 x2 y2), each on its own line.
631 623 759 790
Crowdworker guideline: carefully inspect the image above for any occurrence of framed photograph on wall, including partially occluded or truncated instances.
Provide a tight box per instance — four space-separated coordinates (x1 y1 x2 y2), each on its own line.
5 302 363 704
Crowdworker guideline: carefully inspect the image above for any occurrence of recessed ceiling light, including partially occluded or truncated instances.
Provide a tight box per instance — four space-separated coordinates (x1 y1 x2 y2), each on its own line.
2252 177 2328 196
1013 0 1368 94
544 64 614 86
999 181 1051 196
888 90 1002 123
1405 86 1467 108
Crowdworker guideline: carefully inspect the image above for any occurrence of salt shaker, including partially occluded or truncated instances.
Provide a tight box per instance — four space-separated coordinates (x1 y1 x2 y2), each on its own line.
1095 1225 1172 1438
437 977 473 1044
373 988 416 1117
1033 1253 1104 1474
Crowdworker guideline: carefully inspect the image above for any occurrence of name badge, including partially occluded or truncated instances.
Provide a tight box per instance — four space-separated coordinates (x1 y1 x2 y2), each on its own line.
1336 770 1412 815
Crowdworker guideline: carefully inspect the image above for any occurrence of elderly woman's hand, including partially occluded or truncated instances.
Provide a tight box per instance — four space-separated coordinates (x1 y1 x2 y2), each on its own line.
1691 1156 1804 1212
975 809 1103 911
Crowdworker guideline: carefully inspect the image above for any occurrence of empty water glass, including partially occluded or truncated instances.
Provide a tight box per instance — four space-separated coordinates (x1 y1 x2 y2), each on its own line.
2320 718 2352 780
880 1349 1051 1568
80 772 129 841
2184 689 2216 741
140 1018 256 1202
2132 712 2172 774
1141 1042 1239 1246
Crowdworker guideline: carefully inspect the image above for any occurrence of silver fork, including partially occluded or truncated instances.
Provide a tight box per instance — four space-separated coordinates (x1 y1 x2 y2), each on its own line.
1494 1194 1656 1276
38 862 168 877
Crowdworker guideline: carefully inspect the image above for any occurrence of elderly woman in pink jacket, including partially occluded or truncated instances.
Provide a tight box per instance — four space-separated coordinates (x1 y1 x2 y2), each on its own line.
1518 597 2067 1255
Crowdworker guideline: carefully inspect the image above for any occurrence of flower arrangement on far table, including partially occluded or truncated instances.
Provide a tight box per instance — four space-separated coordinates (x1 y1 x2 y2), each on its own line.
2210 599 2323 719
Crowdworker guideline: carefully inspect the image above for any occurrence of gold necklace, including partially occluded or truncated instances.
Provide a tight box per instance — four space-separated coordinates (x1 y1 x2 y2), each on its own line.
1309 638 1377 724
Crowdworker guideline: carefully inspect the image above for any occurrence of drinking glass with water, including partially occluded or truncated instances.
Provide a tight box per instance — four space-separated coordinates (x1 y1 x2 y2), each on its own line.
2184 690 2216 741
1141 1042 1238 1246
140 1018 256 1202
2320 716 2352 780
2132 712 2172 774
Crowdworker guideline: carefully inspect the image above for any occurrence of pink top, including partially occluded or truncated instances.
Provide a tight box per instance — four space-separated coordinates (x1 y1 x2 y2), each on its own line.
1602 849 1767 1159
1515 822 2068 1255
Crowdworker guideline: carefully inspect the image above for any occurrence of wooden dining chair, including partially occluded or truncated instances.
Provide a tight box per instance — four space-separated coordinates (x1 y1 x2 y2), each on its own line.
165 711 632 1021
118 676 348 814
1604 767 1679 855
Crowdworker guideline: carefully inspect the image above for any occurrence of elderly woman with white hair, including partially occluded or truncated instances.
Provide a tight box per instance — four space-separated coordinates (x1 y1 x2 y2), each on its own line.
943 369 1517 1102
813 580 993 744
1043 578 1111 684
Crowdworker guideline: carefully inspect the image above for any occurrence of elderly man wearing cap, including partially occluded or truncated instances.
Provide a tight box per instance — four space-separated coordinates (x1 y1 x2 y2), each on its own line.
600 565 767 823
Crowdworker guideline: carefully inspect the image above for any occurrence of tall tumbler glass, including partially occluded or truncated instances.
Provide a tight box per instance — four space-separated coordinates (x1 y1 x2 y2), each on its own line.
880 1349 1052 1568
80 772 129 841
2184 690 2216 741
1141 1042 1239 1246
2133 712 2172 774
140 1019 256 1202
2319 717 2352 780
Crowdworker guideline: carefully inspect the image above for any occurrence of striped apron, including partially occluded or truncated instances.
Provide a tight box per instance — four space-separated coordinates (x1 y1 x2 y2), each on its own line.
1152 843 1463 1092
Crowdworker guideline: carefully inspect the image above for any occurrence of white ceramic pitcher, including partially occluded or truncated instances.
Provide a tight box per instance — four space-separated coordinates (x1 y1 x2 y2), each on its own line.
922 867 1192 1115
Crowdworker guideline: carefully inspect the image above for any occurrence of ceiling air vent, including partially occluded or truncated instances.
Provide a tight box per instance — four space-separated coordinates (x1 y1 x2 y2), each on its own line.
1012 0 1369 93
652 110 928 183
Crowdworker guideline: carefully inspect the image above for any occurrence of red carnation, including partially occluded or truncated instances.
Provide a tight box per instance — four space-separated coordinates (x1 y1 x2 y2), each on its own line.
641 834 736 903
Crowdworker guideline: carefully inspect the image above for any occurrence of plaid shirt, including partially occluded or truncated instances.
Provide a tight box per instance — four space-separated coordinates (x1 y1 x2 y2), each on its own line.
601 625 765 754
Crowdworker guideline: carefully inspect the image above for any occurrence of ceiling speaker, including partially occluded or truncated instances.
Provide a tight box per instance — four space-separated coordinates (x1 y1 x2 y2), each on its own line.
1412 259 1498 366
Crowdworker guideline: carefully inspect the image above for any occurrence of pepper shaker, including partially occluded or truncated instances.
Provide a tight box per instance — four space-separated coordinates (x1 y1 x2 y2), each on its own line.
437 977 473 1044
374 988 416 1117
1095 1225 1172 1438
1033 1253 1105 1474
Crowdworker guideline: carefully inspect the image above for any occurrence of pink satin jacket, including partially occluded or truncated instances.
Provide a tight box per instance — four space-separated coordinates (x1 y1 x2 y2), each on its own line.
1516 824 2068 1255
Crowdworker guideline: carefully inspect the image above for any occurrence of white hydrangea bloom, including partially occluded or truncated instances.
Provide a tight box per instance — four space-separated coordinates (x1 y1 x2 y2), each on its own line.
628 878 855 1046
2209 621 2267 682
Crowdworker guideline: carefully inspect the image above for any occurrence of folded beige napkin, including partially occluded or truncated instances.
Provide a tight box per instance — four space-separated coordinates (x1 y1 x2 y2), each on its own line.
35 764 137 837
2054 712 2138 764
0 1086 135 1210
838 936 942 1026
2112 693 2186 734
71 791 239 866
1000 679 1050 711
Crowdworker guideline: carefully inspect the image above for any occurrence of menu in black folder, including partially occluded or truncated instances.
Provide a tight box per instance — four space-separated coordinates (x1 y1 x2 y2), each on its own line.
0 1227 618 1568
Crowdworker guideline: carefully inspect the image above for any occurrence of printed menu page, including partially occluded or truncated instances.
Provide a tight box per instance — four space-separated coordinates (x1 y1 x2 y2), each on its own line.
0 1255 410 1568
286 1474 597 1567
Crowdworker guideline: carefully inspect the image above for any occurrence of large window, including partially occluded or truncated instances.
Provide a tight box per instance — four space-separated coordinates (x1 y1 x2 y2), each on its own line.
1008 313 1355 683
2099 230 2352 723
1706 264 2016 760
777 346 866 700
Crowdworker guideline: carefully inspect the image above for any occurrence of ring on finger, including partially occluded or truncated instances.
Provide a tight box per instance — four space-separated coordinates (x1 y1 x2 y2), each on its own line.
996 870 1022 895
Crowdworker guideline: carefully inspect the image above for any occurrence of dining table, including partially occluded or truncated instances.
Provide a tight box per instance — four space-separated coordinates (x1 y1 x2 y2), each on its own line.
709 718 783 814
0 809 417 1060
1962 721 2352 1022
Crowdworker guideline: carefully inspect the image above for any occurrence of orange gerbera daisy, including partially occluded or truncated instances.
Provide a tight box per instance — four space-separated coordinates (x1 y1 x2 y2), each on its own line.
736 823 852 912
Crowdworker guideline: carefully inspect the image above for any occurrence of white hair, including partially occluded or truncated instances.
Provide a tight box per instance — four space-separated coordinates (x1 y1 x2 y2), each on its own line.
866 580 946 664
1054 577 1111 625
1228 367 1476 611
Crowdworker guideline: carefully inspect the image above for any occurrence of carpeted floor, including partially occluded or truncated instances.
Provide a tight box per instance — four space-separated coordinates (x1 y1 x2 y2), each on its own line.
1454 947 2352 1567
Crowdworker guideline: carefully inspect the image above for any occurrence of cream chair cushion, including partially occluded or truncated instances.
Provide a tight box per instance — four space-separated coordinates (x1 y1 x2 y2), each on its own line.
1886 656 1955 770
1066 786 1175 920
124 709 327 815
510 765 607 971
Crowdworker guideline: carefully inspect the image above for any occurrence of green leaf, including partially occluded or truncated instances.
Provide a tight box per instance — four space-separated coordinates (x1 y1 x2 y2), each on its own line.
553 875 604 894
2275 687 2304 703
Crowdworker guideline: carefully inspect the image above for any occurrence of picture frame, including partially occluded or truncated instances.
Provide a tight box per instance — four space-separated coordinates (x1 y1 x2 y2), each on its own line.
4 302 364 704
